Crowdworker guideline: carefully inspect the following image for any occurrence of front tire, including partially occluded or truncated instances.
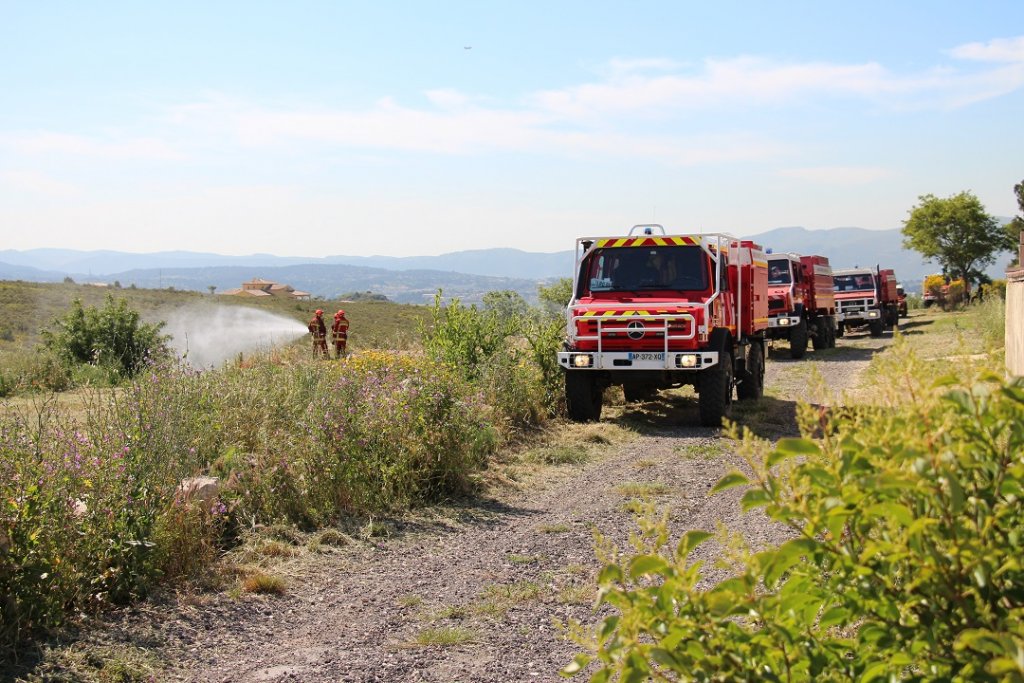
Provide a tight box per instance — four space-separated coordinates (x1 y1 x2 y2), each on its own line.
869 319 884 337
737 343 764 401
789 318 808 359
565 372 602 422
699 353 733 427
811 318 828 351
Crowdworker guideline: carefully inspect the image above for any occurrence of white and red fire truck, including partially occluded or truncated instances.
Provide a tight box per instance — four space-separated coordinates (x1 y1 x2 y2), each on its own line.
557 225 769 427
833 266 900 337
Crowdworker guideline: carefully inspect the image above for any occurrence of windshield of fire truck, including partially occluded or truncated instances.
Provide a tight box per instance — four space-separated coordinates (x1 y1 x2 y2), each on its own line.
834 274 875 292
581 245 708 295
767 260 791 285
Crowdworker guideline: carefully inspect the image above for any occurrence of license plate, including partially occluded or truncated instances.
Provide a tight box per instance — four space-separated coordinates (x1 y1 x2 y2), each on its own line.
628 352 664 361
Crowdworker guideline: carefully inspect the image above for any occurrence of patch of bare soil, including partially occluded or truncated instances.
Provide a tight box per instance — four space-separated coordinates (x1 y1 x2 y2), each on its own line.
11 330 893 683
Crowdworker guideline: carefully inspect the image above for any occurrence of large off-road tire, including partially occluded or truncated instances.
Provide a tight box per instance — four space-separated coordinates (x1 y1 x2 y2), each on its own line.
826 317 837 348
789 318 808 359
622 383 656 403
565 372 602 422
698 352 733 427
869 319 884 337
811 318 828 351
737 343 764 401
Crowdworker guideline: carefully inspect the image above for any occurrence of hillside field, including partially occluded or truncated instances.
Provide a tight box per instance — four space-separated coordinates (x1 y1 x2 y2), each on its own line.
0 280 433 381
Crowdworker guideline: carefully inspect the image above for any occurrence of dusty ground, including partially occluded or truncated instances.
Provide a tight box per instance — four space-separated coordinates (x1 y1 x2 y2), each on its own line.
11 328 895 683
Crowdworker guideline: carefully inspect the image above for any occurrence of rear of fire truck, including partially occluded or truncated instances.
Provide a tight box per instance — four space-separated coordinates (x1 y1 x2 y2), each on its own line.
557 225 768 427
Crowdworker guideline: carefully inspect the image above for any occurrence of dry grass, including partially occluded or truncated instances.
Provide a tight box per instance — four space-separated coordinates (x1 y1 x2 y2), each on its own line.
397 594 423 608
432 605 470 620
258 540 299 558
482 581 543 604
615 482 671 497
507 553 540 565
242 571 287 595
538 522 571 534
557 584 594 605
413 626 478 647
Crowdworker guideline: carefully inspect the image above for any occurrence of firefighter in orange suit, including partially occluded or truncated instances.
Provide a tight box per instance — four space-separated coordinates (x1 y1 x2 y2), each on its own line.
331 309 349 358
308 309 328 358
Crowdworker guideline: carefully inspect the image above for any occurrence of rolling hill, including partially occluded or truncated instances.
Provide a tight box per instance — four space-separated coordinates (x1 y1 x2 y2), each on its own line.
2 225 1017 299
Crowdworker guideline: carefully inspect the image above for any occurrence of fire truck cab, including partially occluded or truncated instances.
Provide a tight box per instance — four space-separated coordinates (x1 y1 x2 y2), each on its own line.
557 225 768 427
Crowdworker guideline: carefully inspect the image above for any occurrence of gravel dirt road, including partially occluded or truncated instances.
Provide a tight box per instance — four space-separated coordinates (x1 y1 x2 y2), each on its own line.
29 331 894 683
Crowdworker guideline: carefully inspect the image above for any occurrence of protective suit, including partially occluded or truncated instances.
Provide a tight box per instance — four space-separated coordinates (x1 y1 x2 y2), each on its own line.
331 310 349 358
308 309 328 358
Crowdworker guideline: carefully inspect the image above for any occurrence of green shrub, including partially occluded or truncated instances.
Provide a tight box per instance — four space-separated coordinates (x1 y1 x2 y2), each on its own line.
421 289 563 429
41 295 169 381
567 364 1024 681
421 291 511 380
981 279 1007 300
298 350 495 518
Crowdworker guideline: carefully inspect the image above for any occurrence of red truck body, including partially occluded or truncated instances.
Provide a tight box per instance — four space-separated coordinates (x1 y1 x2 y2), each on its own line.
558 225 768 426
766 253 838 358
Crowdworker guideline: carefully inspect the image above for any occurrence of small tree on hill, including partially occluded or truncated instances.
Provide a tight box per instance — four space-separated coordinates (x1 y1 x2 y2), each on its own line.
42 295 169 379
902 191 1015 290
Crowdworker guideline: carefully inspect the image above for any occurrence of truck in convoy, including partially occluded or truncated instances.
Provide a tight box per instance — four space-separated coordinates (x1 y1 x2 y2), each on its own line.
921 274 947 308
833 266 900 337
557 225 768 427
766 253 838 358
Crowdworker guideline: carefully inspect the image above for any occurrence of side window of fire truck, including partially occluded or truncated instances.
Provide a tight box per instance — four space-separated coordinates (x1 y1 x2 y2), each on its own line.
718 255 729 291
793 263 802 283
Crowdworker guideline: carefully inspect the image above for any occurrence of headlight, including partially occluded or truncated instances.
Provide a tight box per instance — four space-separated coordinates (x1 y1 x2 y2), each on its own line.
778 317 791 326
676 354 699 368
573 354 593 368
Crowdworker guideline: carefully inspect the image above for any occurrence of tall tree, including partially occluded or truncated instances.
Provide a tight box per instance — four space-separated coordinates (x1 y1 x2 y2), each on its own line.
901 191 1015 288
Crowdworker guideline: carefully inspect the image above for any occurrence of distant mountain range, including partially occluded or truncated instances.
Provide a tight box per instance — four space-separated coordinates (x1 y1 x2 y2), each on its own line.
1 226 1016 301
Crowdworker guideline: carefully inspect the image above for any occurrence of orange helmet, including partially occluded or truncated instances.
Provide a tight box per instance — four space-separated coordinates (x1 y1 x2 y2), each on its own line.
315 309 323 316
335 309 345 317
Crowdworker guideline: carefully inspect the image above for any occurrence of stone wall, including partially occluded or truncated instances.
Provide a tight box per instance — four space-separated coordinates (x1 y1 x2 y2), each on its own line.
1007 230 1024 377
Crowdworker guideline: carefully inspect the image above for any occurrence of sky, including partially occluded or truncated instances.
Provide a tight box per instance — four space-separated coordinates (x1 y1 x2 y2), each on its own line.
1 1 1023 258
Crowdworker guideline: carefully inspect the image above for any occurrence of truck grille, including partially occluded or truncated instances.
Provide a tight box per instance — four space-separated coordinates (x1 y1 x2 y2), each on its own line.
768 299 786 311
572 314 696 351
838 298 875 314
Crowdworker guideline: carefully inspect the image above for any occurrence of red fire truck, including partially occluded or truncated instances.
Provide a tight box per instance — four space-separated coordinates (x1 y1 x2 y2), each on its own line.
833 267 900 337
557 225 769 427
766 253 838 358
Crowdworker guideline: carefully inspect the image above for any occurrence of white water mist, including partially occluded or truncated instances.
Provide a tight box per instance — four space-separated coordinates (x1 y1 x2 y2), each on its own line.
161 304 308 368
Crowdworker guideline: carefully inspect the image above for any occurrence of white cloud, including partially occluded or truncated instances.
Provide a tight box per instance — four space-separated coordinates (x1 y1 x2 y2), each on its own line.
777 166 896 186
950 36 1024 63
0 131 184 161
167 94 789 165
0 170 82 198
6 36 1023 174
